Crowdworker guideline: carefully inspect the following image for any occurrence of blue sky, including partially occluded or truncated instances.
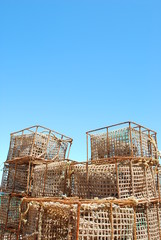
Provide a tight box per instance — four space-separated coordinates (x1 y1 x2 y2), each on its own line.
0 1 161 177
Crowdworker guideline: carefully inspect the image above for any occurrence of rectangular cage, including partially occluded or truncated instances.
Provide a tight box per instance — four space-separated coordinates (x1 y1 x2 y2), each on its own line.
1 158 77 197
32 160 73 197
1 161 29 194
1 157 53 195
71 159 157 200
86 121 158 161
18 198 135 240
0 193 21 231
7 125 73 161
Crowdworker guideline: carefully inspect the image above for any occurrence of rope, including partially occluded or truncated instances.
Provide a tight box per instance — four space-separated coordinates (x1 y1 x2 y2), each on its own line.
149 136 160 158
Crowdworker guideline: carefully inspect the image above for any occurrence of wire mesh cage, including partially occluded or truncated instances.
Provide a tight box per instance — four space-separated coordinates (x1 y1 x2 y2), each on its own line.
18 198 135 240
7 125 73 161
71 160 157 200
0 193 21 231
87 121 158 161
32 160 72 197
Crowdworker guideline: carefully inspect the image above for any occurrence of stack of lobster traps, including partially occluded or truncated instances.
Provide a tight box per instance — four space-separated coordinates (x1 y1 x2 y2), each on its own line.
65 121 161 239
81 121 161 239
0 121 161 239
0 125 73 239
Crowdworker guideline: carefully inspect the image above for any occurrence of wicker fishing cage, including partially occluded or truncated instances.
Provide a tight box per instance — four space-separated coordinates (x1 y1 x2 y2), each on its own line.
7 125 73 161
71 159 158 200
0 193 21 232
86 121 158 161
18 198 136 240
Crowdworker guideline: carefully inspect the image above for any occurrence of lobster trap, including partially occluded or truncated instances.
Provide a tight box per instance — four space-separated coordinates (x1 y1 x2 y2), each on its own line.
7 125 73 161
0 157 54 195
32 160 73 197
18 198 136 240
71 159 158 200
87 121 158 161
0 193 21 232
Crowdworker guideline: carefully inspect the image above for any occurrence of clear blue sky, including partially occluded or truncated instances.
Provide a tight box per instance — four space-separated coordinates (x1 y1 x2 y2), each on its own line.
0 1 161 177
